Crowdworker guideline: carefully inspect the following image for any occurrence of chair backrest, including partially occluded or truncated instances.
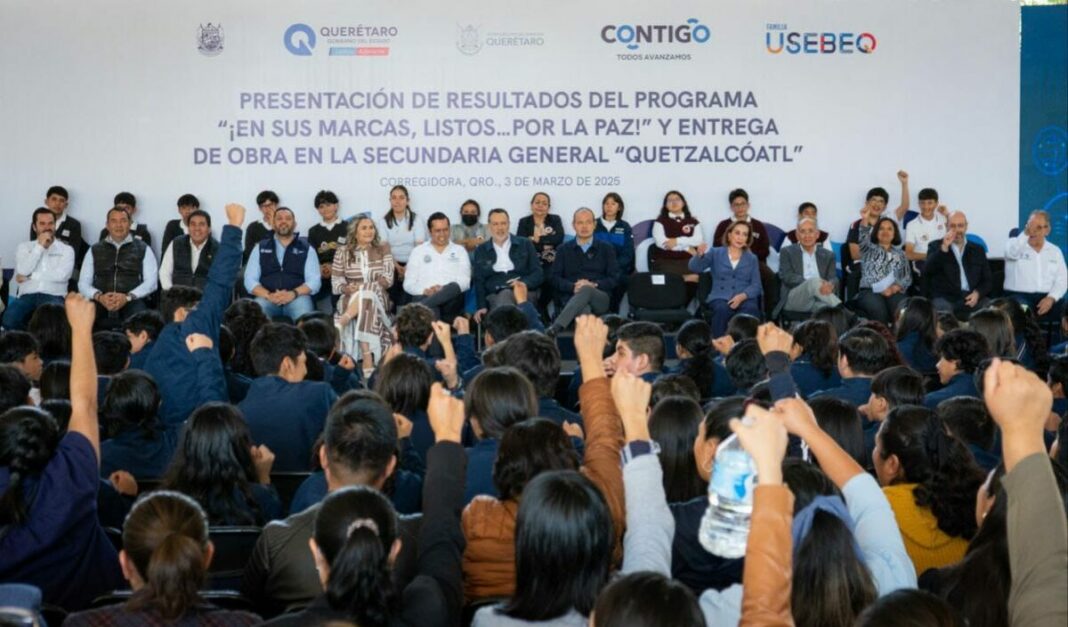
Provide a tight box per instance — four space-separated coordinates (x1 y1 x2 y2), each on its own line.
902 210 920 230
632 219 655 244
627 273 689 309
634 238 655 273
137 478 163 494
208 526 263 589
763 221 787 251
966 232 989 252
271 472 313 515
1009 227 1021 238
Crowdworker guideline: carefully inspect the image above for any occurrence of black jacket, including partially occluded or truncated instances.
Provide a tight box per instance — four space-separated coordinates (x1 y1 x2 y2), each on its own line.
472 235 544 308
924 239 992 299
550 238 619 302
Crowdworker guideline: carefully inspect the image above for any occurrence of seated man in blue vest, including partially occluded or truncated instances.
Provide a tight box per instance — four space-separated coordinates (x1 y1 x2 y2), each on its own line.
158 209 219 291
546 207 619 335
78 206 158 330
238 322 338 471
243 206 321 320
472 207 544 322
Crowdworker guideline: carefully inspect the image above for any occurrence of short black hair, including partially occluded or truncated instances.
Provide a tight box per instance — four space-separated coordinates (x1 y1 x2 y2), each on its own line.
466 367 538 440
1049 355 1068 392
122 310 165 343
917 188 939 202
483 305 529 344
870 365 926 407
0 331 39 364
725 339 767 392
32 207 55 227
296 311 333 326
488 207 509 221
303 350 325 381
249 323 307 376
46 185 68 200
0 365 32 413
92 331 131 375
396 303 434 349
373 353 433 417
323 397 397 482
936 396 995 451
650 374 701 406
460 199 482 215
838 328 890 376
934 329 990 375
496 331 561 398
426 211 450 231
101 370 161 439
726 314 760 342
113 191 136 207
176 193 200 208
256 190 279 206
728 188 749 204
494 418 579 501
865 187 889 202
187 209 211 227
160 286 202 323
314 190 339 208
616 322 665 371
300 319 338 359
797 201 817 215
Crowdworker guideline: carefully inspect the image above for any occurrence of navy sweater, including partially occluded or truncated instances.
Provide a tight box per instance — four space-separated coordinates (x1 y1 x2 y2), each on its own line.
239 377 338 471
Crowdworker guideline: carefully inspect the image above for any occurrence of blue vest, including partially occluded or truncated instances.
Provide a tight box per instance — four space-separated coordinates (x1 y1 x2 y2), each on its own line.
258 235 309 291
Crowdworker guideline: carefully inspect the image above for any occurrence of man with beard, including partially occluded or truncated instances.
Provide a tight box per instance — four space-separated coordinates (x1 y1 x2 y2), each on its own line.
4 207 75 330
243 206 321 319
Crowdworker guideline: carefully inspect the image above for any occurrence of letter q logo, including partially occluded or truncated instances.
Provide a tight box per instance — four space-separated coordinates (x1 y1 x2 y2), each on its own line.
285 23 316 56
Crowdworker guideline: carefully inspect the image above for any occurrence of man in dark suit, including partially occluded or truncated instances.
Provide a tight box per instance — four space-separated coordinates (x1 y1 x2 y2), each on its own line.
924 211 991 319
775 217 840 316
547 208 618 334
472 208 544 322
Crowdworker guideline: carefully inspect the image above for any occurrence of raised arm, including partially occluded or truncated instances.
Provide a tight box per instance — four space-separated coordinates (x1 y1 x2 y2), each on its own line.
892 170 910 222
65 294 100 462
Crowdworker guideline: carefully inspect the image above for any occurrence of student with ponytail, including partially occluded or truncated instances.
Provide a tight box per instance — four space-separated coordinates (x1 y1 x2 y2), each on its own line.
65 491 261 625
265 382 467 626
0 294 124 610
668 319 733 399
873 405 985 574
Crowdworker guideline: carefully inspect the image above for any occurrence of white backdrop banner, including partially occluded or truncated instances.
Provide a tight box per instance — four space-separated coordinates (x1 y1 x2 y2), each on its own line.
0 0 1020 262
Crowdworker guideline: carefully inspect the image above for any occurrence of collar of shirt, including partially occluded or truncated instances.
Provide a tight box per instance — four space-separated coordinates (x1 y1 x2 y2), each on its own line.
577 237 593 253
600 218 617 230
190 238 208 253
180 220 189 234
55 213 67 229
319 218 341 229
107 234 134 247
493 237 511 251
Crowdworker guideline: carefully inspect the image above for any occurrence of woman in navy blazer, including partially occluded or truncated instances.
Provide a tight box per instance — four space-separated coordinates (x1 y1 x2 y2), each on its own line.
688 220 762 336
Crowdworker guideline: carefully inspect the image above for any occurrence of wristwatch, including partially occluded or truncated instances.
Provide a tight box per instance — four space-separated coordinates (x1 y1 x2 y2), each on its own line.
126 293 134 303
621 439 660 464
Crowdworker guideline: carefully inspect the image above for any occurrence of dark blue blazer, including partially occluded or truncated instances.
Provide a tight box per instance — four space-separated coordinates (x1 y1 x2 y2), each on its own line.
811 376 873 408
791 359 842 399
464 438 500 505
288 468 423 515
897 332 938 374
472 235 544 308
147 225 241 424
100 424 179 479
594 218 635 275
670 496 744 594
238 376 338 471
688 247 762 303
128 340 155 371
550 238 619 300
924 373 979 408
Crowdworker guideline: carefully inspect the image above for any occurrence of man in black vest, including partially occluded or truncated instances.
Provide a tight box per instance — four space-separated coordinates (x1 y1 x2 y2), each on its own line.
243 206 321 319
158 209 218 291
79 206 158 330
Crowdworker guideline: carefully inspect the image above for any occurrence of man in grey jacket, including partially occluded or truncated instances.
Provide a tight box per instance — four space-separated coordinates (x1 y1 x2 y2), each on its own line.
775 218 840 316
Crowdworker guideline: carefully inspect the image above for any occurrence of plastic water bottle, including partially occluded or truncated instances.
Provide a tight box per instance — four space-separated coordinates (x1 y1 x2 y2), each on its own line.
698 431 756 558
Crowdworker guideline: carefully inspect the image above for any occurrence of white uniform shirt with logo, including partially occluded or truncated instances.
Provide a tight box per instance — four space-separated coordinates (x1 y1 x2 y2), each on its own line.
403 240 472 295
904 213 947 254
14 238 75 297
1004 233 1067 300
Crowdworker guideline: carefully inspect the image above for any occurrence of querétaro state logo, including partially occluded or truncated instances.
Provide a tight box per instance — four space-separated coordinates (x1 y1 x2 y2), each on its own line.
457 24 482 55
197 22 224 56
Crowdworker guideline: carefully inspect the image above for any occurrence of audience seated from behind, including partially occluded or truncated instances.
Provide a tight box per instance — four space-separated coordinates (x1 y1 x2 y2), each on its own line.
788 320 841 398
122 309 164 370
667 320 734 400
99 369 178 479
926 329 990 408
462 367 538 504
812 327 891 406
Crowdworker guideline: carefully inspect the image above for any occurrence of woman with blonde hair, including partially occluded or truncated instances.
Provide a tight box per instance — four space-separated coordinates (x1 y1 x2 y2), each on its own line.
332 216 395 376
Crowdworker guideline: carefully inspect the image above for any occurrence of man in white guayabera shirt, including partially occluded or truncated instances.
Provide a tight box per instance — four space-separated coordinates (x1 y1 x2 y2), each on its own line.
1003 209 1067 322
3 207 75 330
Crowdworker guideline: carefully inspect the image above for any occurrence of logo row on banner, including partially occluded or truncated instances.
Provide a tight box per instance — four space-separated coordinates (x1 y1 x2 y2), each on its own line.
195 20 877 60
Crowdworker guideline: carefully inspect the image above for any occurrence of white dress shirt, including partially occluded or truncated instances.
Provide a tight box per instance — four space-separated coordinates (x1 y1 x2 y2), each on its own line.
1004 233 1067 300
158 237 210 291
403 241 472 295
491 237 515 273
14 238 75 297
78 235 159 299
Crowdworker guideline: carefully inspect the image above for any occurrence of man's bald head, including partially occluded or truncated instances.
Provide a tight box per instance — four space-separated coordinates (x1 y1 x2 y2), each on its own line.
948 211 968 245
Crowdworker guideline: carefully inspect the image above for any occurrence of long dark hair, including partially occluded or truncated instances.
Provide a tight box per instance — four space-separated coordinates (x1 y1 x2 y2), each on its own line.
593 572 705 627
807 397 865 469
658 189 692 220
384 184 414 230
0 407 61 526
27 303 71 361
101 370 162 440
649 396 707 503
494 418 580 501
223 299 269 377
501 470 613 621
676 319 718 396
373 353 433 417
878 406 985 539
784 460 877 627
40 360 71 400
968 309 1016 359
857 320 905 367
313 486 398 627
991 297 1050 374
937 462 1068 627
162 403 263 526
123 491 212 621
465 367 537 440
896 297 938 350
791 320 839 377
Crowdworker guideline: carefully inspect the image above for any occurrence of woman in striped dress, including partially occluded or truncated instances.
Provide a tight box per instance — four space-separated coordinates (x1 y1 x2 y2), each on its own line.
333 216 394 376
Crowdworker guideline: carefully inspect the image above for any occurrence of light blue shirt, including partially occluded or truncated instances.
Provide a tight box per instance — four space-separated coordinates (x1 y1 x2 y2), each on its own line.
243 235 322 294
801 246 819 281
78 235 159 299
951 242 970 292
577 237 593 253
